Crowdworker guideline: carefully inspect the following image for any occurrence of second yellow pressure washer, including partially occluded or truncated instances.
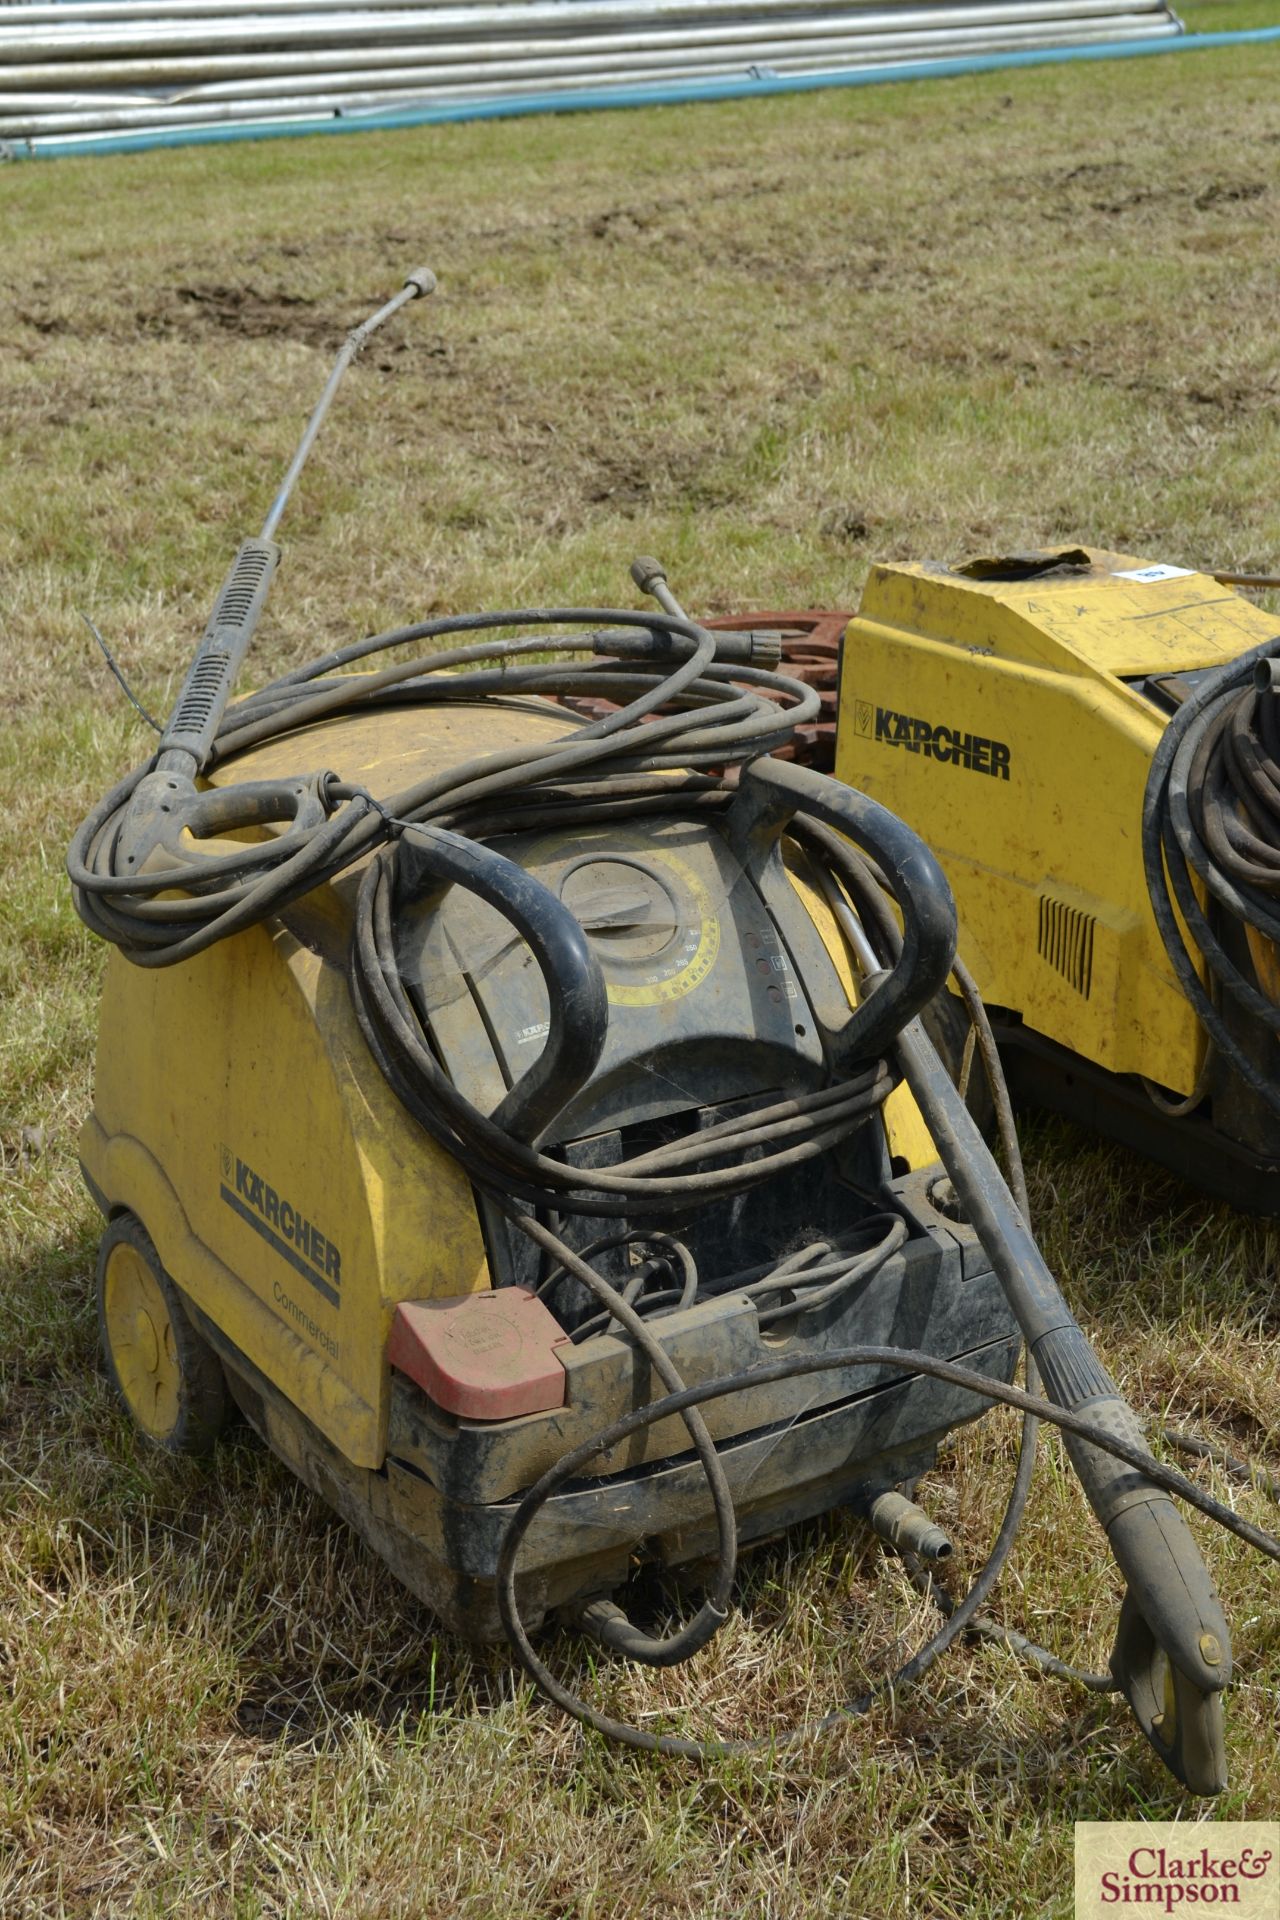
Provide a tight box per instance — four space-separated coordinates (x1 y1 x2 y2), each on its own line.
835 548 1280 1209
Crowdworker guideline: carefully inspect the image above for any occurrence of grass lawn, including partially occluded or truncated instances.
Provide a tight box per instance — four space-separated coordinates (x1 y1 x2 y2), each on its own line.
2 18 1280 1916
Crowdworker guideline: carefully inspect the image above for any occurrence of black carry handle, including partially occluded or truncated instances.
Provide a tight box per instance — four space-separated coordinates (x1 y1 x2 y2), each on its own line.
397 825 609 1147
727 755 959 1066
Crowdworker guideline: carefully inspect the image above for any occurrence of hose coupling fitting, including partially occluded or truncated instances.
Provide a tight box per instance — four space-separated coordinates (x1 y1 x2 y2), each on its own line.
741 627 784 666
858 1488 954 1563
630 554 668 596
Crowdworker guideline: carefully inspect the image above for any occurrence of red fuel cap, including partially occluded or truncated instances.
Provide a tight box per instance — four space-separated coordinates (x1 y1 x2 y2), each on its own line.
388 1288 570 1421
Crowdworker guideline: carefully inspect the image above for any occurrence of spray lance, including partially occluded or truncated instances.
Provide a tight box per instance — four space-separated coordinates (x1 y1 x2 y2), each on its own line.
109 267 437 881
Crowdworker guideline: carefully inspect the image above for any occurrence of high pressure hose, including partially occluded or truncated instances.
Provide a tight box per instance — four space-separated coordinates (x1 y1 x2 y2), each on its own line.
67 607 814 967
68 269 1280 1794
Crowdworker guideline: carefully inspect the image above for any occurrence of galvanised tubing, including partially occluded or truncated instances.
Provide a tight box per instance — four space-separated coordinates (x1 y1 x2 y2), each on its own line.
15 27 1279 160
0 0 1175 60
0 0 1158 15
0 8 1175 95
0 18 1181 130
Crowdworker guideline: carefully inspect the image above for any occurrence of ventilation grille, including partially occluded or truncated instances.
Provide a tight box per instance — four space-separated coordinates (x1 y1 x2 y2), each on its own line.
213 547 272 628
1037 894 1095 998
170 648 230 736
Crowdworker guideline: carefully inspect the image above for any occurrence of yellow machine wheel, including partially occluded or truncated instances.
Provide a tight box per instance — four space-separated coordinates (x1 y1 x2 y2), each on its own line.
96 1214 230 1455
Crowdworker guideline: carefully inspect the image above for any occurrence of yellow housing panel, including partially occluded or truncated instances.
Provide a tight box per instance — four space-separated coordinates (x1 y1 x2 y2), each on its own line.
77 702 576 1469
835 551 1277 1095
82 918 488 1468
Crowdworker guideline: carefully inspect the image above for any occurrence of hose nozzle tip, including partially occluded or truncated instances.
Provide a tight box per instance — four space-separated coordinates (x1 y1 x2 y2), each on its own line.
403 266 438 299
630 554 667 596
861 1489 953 1563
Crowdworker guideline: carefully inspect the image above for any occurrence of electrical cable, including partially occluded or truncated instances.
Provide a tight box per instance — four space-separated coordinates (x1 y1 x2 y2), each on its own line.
80 611 164 734
1160 1430 1280 1506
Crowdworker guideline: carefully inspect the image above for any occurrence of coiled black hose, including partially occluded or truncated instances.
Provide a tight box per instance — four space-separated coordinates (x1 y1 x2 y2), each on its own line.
68 607 817 965
1143 635 1280 1117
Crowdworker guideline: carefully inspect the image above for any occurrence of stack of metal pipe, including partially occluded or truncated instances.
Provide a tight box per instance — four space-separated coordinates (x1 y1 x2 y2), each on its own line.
0 0 1183 154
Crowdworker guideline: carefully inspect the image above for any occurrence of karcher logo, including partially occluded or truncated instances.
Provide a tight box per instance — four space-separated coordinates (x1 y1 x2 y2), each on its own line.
219 1149 342 1309
869 704 1011 780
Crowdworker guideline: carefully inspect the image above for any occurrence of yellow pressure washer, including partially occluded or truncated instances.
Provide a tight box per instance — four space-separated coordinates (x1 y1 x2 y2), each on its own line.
833 548 1280 1209
68 272 1280 1792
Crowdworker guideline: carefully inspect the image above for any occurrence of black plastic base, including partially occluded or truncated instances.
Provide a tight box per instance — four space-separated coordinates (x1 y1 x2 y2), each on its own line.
993 1019 1280 1215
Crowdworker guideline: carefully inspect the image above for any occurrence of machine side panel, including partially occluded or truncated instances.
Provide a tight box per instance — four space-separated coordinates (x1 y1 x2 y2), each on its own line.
80 1114 376 1445
81 928 488 1466
835 614 1203 1090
